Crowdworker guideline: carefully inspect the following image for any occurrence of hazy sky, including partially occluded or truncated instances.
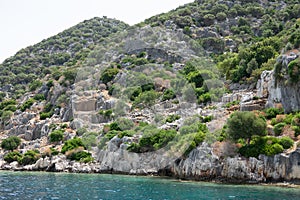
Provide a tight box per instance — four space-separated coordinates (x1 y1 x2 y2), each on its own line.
0 0 193 63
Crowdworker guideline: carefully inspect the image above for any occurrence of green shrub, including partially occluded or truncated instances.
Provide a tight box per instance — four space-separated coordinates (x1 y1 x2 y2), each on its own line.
0 99 17 110
264 143 284 156
128 127 177 153
291 114 300 126
19 150 40 165
238 136 285 158
49 130 64 142
127 142 141 152
141 83 155 92
100 68 119 84
162 89 176 101
40 103 54 120
40 112 53 120
227 111 267 143
118 130 135 138
115 118 134 131
288 58 300 83
67 150 93 163
202 115 213 123
132 90 159 108
273 122 286 136
1 136 21 151
33 94 45 101
179 124 199 135
46 80 54 88
29 80 42 91
20 98 35 111
50 147 59 156
279 136 294 149
61 137 84 154
292 126 300 137
165 114 180 123
4 151 22 163
265 107 284 119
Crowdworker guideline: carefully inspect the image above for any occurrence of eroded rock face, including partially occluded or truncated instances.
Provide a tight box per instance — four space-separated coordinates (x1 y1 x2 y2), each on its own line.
257 70 300 113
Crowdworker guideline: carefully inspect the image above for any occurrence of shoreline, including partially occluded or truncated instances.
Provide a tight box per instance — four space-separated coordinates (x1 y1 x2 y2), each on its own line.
1 164 300 189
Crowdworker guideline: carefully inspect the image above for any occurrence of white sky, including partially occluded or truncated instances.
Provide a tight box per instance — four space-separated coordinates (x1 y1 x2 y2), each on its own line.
0 0 194 63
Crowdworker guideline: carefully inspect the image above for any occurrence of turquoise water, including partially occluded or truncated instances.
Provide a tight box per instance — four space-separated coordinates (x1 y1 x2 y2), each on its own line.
0 171 300 200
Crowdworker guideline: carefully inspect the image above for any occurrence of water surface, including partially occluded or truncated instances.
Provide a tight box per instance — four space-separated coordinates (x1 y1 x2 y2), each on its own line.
0 171 299 199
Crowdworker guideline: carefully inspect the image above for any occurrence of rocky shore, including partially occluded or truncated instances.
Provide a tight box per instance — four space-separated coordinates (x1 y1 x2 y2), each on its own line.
1 140 300 185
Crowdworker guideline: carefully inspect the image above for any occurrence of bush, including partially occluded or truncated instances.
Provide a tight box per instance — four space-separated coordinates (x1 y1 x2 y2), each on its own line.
0 99 17 110
4 151 22 163
20 98 35 111
49 130 64 142
279 136 294 149
40 112 53 120
115 118 134 131
238 136 284 158
292 126 300 137
162 89 176 101
288 58 300 83
118 130 135 138
1 136 21 151
265 108 284 119
227 111 267 143
291 114 300 126
273 122 286 136
132 90 159 108
61 137 84 154
29 80 42 91
100 68 119 84
165 114 180 123
19 150 40 165
67 149 93 163
33 94 45 101
129 127 177 153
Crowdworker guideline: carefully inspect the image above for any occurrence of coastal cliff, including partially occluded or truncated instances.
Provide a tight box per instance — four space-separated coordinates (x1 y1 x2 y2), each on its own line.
1 0 300 185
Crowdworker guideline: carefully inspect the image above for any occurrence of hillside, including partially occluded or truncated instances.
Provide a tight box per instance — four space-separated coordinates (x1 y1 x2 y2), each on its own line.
0 17 128 98
0 0 300 183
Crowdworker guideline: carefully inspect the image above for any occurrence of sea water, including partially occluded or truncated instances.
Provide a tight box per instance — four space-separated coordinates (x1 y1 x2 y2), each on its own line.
0 171 299 200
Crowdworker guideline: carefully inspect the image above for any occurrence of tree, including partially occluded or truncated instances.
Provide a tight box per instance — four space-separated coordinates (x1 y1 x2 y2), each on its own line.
1 136 21 151
227 111 267 144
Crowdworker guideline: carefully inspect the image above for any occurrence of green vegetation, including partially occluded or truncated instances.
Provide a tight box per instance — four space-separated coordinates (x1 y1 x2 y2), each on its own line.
127 126 177 153
273 122 286 136
49 129 64 143
165 114 181 123
100 68 119 84
61 137 85 154
0 17 128 91
66 149 93 163
288 58 300 83
20 98 35 112
1 136 21 151
82 132 99 150
162 88 176 101
238 136 293 158
40 103 54 120
4 151 23 163
265 107 284 119
19 150 41 165
227 111 267 144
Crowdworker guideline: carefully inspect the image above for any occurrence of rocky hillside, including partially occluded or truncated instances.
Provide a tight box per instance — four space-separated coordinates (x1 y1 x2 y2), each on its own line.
0 17 128 98
0 0 300 184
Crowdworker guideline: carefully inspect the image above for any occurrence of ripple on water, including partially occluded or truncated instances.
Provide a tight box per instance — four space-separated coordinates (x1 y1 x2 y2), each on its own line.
0 171 300 200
